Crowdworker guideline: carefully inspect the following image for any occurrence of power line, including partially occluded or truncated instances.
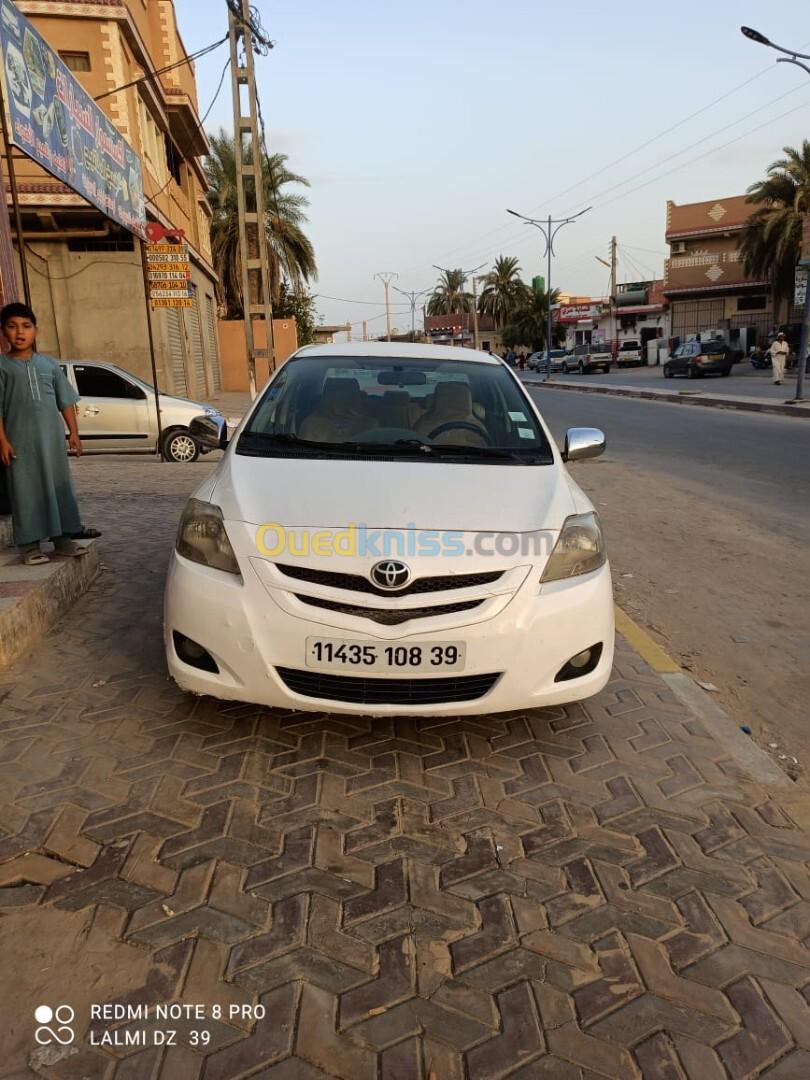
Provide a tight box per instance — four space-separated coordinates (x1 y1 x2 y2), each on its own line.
95 36 228 101
314 293 410 306
225 0 274 53
397 48 810 277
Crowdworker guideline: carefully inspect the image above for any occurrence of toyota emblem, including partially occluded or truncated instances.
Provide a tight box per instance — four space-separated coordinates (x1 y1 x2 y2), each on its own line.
370 560 411 591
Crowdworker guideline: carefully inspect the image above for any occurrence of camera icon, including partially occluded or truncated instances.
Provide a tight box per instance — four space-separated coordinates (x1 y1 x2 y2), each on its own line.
34 1005 75 1046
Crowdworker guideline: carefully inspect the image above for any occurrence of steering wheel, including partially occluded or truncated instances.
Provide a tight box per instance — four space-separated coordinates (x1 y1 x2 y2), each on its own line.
428 420 493 445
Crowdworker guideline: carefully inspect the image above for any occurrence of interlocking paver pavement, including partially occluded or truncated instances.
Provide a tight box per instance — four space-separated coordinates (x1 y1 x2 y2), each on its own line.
2 458 810 1079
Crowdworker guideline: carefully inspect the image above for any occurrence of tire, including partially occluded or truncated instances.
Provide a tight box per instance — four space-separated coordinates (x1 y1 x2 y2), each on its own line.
578 361 586 375
663 366 674 378
561 362 569 374
604 365 611 374
162 428 200 463
721 367 732 377
687 364 699 380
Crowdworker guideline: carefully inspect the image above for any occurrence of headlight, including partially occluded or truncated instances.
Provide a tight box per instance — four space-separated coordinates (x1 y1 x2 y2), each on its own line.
176 499 240 575
540 512 605 583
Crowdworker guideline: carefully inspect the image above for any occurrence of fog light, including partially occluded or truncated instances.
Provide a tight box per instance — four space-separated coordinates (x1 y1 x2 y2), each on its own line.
555 643 603 683
173 631 219 674
569 649 592 669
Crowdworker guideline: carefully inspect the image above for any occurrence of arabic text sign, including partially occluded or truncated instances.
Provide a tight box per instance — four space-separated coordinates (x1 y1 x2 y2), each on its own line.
0 0 145 235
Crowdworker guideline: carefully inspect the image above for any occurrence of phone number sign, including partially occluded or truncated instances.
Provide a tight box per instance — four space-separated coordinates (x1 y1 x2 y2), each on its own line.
146 242 194 309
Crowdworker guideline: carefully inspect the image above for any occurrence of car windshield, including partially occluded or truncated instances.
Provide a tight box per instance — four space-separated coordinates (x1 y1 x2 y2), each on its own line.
239 354 553 465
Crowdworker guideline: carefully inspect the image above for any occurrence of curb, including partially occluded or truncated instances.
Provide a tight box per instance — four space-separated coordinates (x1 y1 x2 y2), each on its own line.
615 605 793 790
525 378 810 419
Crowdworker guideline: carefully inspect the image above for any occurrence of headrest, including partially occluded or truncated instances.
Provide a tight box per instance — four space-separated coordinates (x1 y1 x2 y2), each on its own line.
321 377 361 409
430 382 473 416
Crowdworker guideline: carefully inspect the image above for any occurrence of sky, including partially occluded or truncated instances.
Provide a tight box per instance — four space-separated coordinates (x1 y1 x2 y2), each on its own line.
175 0 810 337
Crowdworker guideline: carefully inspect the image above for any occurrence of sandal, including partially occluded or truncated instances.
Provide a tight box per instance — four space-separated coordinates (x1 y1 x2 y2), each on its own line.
53 541 90 558
66 527 102 540
23 551 50 566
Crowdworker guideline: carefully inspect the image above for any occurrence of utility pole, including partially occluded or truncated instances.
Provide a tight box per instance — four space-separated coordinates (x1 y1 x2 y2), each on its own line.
228 0 274 398
362 320 368 341
508 208 591 378
432 263 486 349
393 286 429 342
597 237 618 355
472 274 481 350
374 272 398 341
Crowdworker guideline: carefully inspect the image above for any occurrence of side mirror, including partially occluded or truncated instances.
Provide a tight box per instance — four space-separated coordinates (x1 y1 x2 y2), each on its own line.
189 414 228 451
563 427 605 462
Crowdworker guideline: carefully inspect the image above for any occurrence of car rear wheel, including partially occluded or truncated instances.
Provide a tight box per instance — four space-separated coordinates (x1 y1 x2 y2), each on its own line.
162 429 200 463
663 366 674 378
578 361 586 375
561 362 569 374
687 364 699 379
604 365 611 374
721 367 732 377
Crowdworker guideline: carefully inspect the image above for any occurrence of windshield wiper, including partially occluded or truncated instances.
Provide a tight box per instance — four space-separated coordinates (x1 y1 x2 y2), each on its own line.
427 443 548 463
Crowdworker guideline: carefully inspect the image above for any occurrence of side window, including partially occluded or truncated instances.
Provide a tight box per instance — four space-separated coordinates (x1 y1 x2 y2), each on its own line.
74 366 141 399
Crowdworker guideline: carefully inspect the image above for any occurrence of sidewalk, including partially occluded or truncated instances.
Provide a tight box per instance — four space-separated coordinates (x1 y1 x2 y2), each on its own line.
522 369 810 419
2 458 810 1078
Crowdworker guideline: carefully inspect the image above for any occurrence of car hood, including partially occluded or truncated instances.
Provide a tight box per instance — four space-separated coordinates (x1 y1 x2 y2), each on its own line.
211 454 577 534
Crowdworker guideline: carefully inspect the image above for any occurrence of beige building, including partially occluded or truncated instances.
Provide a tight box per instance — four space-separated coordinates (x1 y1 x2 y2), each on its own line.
664 195 802 347
3 0 221 399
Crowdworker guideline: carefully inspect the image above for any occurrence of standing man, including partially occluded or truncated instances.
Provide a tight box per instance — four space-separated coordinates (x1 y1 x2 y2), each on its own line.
769 331 789 386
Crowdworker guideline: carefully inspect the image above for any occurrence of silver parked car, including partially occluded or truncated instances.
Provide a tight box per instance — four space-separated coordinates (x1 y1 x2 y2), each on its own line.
58 360 226 463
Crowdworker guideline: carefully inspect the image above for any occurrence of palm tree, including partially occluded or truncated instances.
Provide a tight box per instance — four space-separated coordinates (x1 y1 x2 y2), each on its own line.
206 129 317 318
426 268 473 316
740 141 810 322
477 256 530 327
502 285 561 352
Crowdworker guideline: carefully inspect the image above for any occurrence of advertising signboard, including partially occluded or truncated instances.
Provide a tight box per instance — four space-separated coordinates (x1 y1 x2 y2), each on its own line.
145 242 193 308
0 0 145 235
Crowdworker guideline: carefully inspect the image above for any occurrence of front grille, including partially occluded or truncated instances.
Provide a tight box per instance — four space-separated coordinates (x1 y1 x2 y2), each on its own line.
276 563 503 598
276 667 501 705
295 595 483 626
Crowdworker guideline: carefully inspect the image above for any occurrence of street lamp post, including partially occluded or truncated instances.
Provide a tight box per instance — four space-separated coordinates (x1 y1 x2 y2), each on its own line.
741 26 810 402
506 207 591 379
392 285 430 342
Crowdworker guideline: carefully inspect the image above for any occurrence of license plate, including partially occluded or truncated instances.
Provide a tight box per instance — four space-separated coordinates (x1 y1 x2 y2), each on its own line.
305 637 466 673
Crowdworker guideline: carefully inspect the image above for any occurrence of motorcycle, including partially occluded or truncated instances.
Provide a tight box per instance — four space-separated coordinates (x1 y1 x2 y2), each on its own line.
750 347 771 370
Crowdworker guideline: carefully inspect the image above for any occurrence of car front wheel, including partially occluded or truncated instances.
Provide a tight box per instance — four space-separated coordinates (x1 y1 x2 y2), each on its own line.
162 429 200 463
664 366 674 378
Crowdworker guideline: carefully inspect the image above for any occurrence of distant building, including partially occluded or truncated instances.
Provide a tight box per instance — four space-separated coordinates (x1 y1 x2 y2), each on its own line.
663 195 802 348
423 312 499 351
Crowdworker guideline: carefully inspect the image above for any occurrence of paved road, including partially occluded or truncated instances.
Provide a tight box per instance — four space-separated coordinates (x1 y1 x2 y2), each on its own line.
528 385 810 530
521 363 806 402
527 386 810 778
3 458 810 1078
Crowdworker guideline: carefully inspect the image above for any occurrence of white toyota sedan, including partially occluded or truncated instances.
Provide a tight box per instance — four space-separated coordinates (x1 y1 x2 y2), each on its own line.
164 343 613 716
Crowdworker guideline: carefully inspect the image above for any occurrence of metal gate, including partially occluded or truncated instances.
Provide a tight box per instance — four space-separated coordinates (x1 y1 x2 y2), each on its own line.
165 307 188 397
206 294 221 392
670 299 725 340
184 287 207 400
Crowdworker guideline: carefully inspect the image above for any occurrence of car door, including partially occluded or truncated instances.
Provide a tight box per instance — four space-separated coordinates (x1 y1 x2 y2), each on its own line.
670 346 686 374
72 364 150 451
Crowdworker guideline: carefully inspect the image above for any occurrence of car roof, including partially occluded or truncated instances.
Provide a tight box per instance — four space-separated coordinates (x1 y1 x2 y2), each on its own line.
290 341 500 365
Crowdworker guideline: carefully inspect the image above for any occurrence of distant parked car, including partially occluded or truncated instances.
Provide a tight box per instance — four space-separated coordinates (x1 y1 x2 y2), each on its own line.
528 349 569 373
616 339 643 367
58 360 228 463
663 340 732 379
569 342 612 374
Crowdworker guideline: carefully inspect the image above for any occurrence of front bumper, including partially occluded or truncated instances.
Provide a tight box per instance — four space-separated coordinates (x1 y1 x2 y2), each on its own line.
164 551 614 717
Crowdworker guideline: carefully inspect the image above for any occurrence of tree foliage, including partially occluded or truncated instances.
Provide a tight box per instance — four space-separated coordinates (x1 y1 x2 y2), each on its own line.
477 256 530 327
740 141 810 318
501 285 562 351
206 129 317 319
275 281 317 346
427 268 473 315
